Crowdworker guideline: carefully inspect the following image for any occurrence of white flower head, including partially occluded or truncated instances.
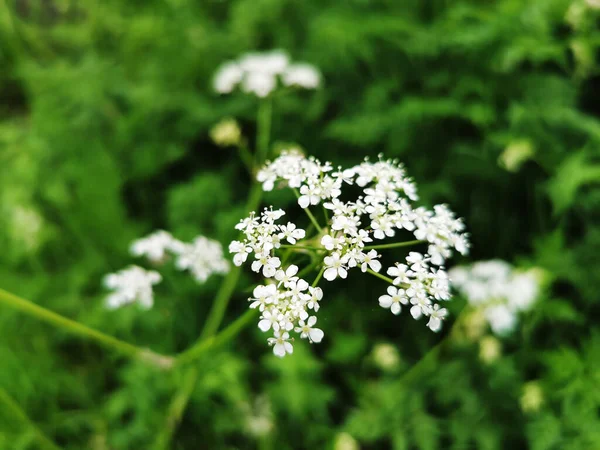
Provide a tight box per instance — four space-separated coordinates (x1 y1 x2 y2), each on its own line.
103 266 161 310
450 260 541 336
213 51 320 97
234 153 470 355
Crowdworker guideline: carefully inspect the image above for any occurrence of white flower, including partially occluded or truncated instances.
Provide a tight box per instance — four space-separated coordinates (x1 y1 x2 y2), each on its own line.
307 287 323 311
278 223 306 244
485 305 517 335
450 260 541 336
267 331 294 357
295 316 324 343
378 286 407 315
130 230 181 262
251 252 281 277
103 266 161 310
360 250 382 273
298 184 321 208
321 234 345 251
174 236 229 282
229 240 252 266
323 253 348 281
213 51 320 97
387 264 411 286
213 62 243 94
274 264 299 287
426 304 448 332
249 284 277 311
282 63 321 89
258 309 283 332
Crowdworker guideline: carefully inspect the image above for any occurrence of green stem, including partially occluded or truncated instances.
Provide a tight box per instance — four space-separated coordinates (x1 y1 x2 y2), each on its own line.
155 97 272 449
151 368 198 450
0 288 174 368
278 244 325 251
176 309 258 366
397 310 464 386
363 240 424 250
366 269 395 284
199 181 263 340
291 189 323 232
312 267 325 287
237 141 255 175
255 98 272 167
0 387 61 450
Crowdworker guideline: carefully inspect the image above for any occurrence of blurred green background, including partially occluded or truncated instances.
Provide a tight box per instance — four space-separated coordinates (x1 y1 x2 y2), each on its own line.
1 0 600 449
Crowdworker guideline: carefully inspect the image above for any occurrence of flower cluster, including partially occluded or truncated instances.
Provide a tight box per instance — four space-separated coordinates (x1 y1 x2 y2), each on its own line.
104 231 229 309
232 151 469 356
230 208 324 357
103 266 161 310
213 50 321 97
449 260 541 335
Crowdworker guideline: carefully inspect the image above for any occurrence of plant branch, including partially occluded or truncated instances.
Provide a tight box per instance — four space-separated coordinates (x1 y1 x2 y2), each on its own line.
176 309 258 366
363 240 424 250
0 288 174 369
366 269 395 284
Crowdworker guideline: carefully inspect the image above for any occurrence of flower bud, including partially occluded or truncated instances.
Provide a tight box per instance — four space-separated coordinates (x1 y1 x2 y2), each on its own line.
334 432 360 450
372 343 400 371
520 382 544 413
210 118 242 147
479 336 502 364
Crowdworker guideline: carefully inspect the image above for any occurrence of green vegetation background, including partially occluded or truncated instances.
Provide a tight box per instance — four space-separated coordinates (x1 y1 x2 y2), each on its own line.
1 0 599 448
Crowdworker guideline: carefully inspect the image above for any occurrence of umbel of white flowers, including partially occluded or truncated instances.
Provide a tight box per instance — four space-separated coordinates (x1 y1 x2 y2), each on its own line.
449 260 541 335
213 50 321 97
103 231 229 309
230 150 470 357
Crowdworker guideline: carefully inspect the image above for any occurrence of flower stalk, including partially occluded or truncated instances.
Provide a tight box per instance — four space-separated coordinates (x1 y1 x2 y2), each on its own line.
0 288 174 368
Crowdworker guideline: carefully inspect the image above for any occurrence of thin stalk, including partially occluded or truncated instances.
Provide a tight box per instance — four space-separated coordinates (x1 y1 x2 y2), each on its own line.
151 368 198 450
278 244 325 251
397 310 465 386
312 267 325 287
155 97 272 449
237 141 255 175
0 288 173 368
363 240 424 250
291 189 323 232
366 269 395 284
255 98 272 167
176 309 258 366
0 387 61 450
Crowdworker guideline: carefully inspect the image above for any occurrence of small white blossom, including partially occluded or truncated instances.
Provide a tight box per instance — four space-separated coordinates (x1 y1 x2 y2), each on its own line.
130 230 182 262
378 286 408 315
267 331 294 357
295 316 325 343
323 253 348 281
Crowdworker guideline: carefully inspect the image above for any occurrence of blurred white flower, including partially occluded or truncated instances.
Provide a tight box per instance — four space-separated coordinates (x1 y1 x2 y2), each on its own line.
130 230 182 263
450 260 541 336
174 236 230 283
283 63 321 89
213 50 320 97
103 266 161 310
